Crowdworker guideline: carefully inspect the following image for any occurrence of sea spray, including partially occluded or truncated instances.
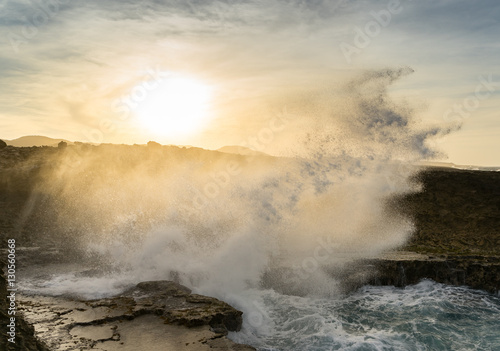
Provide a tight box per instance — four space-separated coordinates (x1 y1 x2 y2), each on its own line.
19 68 452 300
229 281 500 351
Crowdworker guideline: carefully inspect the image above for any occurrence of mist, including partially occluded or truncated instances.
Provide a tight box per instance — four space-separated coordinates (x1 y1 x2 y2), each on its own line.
20 69 452 301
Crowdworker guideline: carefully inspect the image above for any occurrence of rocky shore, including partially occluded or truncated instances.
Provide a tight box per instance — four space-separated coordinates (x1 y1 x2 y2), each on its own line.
1 144 499 349
2 266 255 351
0 145 257 350
376 167 500 294
0 260 49 351
17 280 254 351
367 252 500 294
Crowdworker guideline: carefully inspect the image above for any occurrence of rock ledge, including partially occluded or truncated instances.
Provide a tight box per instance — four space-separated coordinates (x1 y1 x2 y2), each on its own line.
19 280 255 351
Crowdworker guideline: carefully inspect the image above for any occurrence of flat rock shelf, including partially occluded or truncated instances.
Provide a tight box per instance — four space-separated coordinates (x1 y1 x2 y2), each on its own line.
18 280 255 351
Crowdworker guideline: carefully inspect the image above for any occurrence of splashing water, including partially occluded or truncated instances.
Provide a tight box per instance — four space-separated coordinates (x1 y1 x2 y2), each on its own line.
17 68 478 349
229 280 500 351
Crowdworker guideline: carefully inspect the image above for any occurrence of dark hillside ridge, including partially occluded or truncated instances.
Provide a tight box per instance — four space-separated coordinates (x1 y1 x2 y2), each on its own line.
398 167 500 255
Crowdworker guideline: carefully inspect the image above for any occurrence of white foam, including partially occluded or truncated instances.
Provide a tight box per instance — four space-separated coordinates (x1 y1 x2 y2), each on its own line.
22 68 455 319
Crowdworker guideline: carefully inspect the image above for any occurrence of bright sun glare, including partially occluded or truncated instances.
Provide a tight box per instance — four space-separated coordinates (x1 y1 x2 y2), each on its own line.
132 75 212 140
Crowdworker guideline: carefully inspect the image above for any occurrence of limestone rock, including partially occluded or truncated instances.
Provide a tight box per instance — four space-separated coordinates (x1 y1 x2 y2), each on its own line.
18 280 253 351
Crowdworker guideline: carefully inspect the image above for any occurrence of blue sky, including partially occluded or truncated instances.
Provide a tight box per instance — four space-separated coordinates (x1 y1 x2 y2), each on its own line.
0 0 499 165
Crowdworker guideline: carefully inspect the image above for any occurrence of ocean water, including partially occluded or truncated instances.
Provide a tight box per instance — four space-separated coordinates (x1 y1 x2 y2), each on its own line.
20 266 500 351
229 280 500 351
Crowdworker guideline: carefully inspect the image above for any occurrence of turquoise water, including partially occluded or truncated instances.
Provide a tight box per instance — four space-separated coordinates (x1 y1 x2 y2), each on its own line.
230 280 500 351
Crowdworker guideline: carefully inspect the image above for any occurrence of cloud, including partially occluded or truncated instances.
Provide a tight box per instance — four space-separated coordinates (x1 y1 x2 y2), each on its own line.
0 0 498 165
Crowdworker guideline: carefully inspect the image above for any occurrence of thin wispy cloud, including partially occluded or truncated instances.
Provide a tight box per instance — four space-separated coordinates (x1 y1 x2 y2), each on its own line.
0 0 498 164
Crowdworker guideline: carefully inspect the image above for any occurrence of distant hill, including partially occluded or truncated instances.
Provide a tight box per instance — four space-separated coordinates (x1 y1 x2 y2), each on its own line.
4 136 72 147
217 145 268 157
416 161 499 172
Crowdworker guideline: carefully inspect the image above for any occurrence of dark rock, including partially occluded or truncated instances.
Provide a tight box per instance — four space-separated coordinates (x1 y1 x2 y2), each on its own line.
132 280 192 296
0 139 7 149
360 167 500 295
394 167 500 255
122 281 243 332
367 254 500 294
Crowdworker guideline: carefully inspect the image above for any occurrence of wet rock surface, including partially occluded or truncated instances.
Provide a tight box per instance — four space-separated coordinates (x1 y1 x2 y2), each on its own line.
18 280 255 351
0 259 50 351
367 253 500 294
265 253 500 296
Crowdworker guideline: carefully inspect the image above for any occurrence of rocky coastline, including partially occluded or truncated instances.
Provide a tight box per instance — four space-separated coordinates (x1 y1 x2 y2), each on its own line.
376 167 500 294
17 280 254 351
1 144 499 350
368 252 500 294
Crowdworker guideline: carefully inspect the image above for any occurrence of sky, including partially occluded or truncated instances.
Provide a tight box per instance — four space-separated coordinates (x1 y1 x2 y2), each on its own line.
0 0 499 166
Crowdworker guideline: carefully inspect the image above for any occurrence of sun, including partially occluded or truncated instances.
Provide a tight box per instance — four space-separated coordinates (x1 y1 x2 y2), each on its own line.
132 74 212 140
